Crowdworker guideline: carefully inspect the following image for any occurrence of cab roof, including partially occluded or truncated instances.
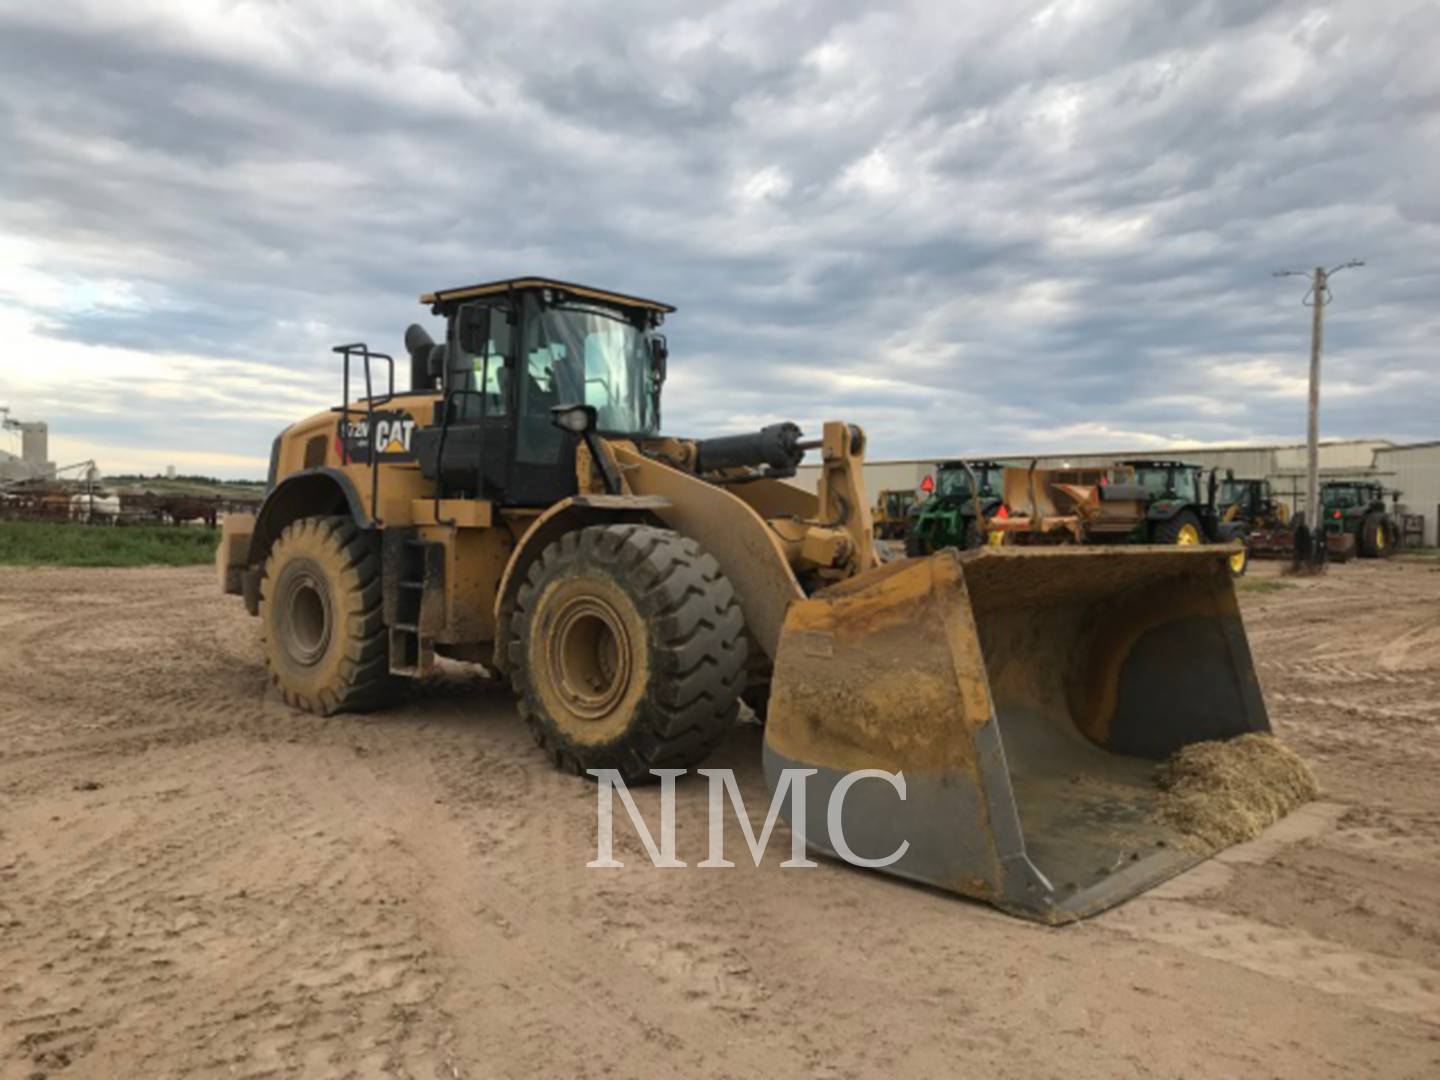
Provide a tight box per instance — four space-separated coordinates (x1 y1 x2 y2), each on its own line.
420 276 675 314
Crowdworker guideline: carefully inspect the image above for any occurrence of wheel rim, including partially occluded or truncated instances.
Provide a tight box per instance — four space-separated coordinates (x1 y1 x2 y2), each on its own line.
281 570 331 666
548 594 632 720
1176 523 1201 545
1229 549 1247 574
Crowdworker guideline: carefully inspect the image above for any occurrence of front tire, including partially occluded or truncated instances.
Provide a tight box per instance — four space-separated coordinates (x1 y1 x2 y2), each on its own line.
260 516 397 715
509 524 746 781
1228 542 1250 577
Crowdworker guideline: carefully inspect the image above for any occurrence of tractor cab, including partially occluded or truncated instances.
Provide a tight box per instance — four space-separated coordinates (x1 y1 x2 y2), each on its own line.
1121 460 1205 508
1217 477 1284 526
931 460 1005 501
408 277 673 507
1320 481 1386 513
1218 477 1265 514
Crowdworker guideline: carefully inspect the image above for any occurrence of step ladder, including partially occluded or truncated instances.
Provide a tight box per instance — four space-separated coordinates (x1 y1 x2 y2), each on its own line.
387 534 444 677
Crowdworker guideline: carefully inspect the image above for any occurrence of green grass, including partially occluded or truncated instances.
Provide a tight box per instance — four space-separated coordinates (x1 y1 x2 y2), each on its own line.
0 521 220 567
1234 577 1298 594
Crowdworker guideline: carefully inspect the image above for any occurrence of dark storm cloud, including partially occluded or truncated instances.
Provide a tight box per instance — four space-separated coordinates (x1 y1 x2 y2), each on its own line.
0 0 1436 476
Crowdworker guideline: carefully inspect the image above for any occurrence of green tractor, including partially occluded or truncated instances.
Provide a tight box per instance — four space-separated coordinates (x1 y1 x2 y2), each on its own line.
1119 460 1249 576
905 460 1005 556
1319 480 1398 558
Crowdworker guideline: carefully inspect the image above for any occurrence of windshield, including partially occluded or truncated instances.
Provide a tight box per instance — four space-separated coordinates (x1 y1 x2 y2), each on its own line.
527 302 659 434
1322 486 1361 509
1135 466 1200 503
935 466 1002 499
1217 480 1242 506
885 491 915 515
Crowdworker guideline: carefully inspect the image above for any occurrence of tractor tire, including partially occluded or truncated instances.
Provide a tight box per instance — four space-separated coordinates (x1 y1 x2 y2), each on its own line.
904 533 927 558
1153 509 1204 547
260 516 397 715
508 524 746 782
958 518 978 549
1360 513 1394 558
1227 542 1250 578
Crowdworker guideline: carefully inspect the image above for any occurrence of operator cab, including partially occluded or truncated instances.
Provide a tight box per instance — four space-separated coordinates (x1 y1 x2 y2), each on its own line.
408 277 672 507
1218 477 1270 516
1320 481 1384 510
1120 460 1203 505
933 460 1005 500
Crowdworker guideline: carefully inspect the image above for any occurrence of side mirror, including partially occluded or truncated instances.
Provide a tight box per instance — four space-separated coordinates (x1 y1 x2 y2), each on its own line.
457 305 492 355
650 336 668 385
1226 468 1235 481
550 403 597 435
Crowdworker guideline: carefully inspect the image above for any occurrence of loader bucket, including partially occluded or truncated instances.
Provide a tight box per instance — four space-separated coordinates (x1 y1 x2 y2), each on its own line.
761 545 1270 924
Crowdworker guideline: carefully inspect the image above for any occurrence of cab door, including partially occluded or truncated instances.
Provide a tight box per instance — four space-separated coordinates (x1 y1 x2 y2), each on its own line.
430 300 515 499
505 292 580 507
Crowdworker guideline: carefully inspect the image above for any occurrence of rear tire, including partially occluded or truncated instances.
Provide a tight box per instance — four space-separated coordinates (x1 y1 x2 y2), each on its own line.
1360 512 1393 558
260 516 397 715
904 533 926 558
1153 509 1203 546
509 524 746 781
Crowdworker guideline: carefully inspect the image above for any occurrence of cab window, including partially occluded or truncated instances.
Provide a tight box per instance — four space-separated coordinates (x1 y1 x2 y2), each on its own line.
1135 469 1170 499
450 303 510 419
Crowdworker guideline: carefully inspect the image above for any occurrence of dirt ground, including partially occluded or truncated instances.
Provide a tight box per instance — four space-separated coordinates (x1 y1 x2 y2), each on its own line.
2 557 1439 1079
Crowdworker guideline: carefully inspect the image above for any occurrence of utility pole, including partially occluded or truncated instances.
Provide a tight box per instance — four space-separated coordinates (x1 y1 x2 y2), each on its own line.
1274 260 1364 533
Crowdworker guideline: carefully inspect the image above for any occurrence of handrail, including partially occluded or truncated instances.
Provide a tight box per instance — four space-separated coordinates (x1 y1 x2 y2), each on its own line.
331 343 395 526
432 388 488 527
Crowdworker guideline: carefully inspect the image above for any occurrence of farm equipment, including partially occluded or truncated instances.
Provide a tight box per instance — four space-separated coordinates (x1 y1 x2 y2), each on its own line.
904 461 1005 556
1320 480 1398 558
987 461 1249 576
988 464 1148 544
217 276 1280 924
1217 477 1303 560
872 488 918 540
1124 460 1249 575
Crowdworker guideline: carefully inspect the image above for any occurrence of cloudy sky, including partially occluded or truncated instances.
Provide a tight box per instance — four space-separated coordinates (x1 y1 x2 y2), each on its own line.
1 0 1436 478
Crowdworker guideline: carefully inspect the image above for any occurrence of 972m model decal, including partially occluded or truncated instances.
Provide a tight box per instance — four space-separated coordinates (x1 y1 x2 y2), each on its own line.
336 410 418 464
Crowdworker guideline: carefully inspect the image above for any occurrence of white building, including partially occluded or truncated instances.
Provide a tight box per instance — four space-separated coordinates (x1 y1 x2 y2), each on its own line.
1375 442 1440 546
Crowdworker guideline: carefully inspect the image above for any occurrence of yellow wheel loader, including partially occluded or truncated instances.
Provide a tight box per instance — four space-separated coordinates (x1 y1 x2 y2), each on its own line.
218 277 1280 923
